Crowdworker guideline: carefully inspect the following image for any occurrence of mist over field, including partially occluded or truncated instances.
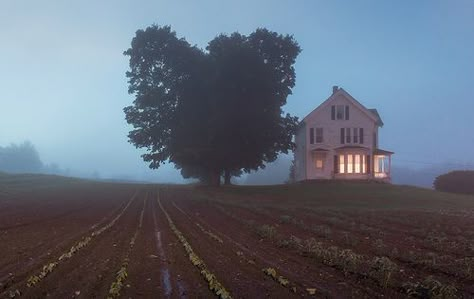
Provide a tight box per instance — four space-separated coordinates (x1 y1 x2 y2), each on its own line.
1 0 473 185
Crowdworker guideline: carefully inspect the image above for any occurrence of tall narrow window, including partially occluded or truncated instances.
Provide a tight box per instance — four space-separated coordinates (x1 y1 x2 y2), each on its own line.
345 105 349 120
366 155 371 174
334 155 339 174
339 155 345 173
340 128 345 144
315 128 323 143
353 128 358 143
336 105 344 120
354 155 361 173
347 154 353 173
331 106 335 120
362 155 366 173
360 128 364 144
346 128 351 143
315 154 324 169
309 128 314 144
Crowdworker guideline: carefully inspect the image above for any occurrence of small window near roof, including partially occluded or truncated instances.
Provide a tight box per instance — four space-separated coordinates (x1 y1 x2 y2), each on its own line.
315 128 323 143
336 105 345 120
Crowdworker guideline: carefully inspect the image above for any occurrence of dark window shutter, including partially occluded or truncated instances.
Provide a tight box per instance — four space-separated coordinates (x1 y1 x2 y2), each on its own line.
331 106 335 120
340 128 345 144
367 155 371 174
360 128 364 144
310 128 314 144
334 155 339 174
345 105 349 120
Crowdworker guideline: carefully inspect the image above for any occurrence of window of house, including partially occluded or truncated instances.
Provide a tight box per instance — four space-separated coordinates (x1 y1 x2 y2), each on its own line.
362 155 366 173
340 128 345 144
339 155 345 173
347 154 353 173
354 154 361 173
360 128 364 144
315 128 323 143
316 158 323 169
309 128 314 144
336 105 345 120
353 128 358 143
346 128 351 143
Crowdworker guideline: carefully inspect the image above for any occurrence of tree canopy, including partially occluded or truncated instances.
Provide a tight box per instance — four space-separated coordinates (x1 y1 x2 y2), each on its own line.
124 25 301 185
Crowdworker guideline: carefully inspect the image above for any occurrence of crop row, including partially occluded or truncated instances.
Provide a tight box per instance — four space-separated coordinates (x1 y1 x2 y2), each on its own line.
214 203 462 298
4 191 138 298
107 196 147 298
157 195 232 299
171 200 224 244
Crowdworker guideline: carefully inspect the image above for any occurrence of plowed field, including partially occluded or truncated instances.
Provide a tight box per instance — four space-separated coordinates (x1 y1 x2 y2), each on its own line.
1 175 474 298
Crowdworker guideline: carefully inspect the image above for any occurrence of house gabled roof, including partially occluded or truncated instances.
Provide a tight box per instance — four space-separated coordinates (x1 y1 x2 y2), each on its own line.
368 109 384 127
302 87 384 127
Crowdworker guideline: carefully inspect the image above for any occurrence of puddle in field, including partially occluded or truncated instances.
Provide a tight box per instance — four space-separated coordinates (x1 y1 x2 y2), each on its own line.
155 231 172 297
152 205 174 298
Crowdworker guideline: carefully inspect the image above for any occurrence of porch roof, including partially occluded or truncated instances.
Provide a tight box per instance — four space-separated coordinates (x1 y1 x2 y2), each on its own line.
311 148 329 152
374 148 395 155
334 145 370 151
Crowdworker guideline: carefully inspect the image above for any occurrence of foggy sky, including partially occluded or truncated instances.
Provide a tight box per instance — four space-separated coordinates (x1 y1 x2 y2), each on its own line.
1 0 473 182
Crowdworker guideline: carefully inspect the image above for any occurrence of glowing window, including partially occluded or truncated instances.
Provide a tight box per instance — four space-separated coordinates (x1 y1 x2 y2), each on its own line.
362 155 366 173
347 155 353 173
316 159 323 169
339 155 345 173
354 155 361 173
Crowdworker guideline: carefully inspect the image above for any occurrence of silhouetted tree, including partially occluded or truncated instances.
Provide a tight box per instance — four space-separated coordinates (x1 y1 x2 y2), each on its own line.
0 141 43 173
124 25 300 186
434 170 474 195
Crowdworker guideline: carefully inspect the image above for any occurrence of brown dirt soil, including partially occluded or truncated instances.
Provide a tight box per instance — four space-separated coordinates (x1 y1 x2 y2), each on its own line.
2 180 474 298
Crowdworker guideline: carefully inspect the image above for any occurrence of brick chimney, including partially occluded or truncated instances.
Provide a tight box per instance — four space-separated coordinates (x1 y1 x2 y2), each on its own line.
332 85 339 94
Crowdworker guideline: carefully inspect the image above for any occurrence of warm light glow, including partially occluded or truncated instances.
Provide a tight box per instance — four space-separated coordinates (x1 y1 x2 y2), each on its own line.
347 155 353 173
316 159 323 169
362 155 366 173
354 155 360 173
374 155 380 173
339 155 345 173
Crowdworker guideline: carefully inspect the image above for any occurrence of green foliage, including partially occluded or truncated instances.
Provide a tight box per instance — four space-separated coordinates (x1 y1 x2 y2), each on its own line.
434 170 474 195
124 25 301 185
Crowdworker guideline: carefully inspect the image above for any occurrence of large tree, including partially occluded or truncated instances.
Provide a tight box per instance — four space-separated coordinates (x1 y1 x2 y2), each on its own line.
124 25 300 185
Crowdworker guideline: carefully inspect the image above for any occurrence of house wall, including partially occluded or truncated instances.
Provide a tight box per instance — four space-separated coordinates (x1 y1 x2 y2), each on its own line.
301 92 378 180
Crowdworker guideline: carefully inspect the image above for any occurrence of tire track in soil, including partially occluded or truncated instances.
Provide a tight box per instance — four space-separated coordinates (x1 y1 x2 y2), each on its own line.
152 198 173 297
122 189 208 299
0 190 141 299
0 188 135 290
170 193 387 298
160 190 298 299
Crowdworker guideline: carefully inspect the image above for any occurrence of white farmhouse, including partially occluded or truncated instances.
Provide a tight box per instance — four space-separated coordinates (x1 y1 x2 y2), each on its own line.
294 86 393 182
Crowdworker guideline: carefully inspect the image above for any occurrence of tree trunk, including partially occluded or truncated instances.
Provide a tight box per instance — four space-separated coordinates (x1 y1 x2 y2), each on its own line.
209 169 221 187
224 170 231 185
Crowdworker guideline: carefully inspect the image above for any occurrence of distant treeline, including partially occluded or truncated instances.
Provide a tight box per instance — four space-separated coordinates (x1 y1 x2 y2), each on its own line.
0 141 65 175
434 171 474 195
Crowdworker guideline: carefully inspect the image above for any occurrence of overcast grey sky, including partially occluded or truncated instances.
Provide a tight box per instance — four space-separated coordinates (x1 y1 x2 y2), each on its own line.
1 0 473 181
